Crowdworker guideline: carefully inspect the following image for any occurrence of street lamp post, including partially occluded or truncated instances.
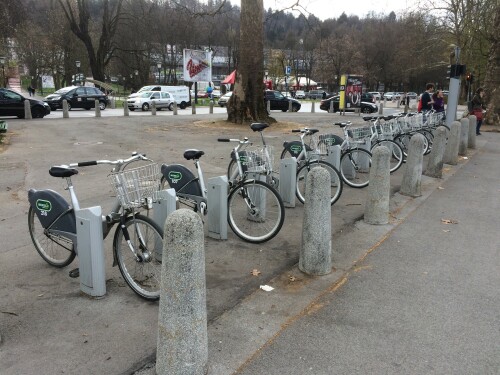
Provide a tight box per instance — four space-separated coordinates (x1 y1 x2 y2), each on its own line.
157 63 162 84
75 60 81 85
0 56 6 88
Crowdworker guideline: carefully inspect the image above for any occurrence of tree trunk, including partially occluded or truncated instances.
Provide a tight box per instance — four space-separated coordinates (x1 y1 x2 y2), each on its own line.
483 5 500 126
227 0 274 124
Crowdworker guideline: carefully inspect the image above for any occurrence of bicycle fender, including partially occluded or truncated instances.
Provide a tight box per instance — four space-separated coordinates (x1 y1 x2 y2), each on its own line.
161 164 202 196
283 140 311 158
28 189 76 233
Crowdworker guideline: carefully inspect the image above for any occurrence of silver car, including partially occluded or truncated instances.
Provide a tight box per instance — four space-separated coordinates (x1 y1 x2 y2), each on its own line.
127 91 175 111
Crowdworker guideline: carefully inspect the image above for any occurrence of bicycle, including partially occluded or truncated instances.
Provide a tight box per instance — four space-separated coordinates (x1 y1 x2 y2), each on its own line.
280 128 343 205
160 141 285 244
27 152 164 301
226 122 279 189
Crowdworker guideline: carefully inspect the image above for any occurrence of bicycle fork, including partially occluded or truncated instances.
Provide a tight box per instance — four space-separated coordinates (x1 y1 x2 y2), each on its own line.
120 216 151 263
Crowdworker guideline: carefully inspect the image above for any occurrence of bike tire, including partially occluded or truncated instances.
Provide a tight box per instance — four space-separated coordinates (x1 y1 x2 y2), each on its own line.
28 206 76 268
417 130 433 155
113 214 163 301
227 179 285 243
296 160 343 205
371 140 404 173
340 148 372 188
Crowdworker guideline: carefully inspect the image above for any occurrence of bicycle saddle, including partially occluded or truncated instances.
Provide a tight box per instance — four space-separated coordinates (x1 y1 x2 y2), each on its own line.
250 123 269 132
183 149 205 160
49 166 79 178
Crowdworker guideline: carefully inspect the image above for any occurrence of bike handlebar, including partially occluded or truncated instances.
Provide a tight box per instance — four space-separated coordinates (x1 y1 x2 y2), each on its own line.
217 138 250 144
64 152 151 168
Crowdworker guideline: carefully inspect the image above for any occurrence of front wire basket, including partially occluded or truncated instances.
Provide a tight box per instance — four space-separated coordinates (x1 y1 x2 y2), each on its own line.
108 163 161 209
243 146 274 174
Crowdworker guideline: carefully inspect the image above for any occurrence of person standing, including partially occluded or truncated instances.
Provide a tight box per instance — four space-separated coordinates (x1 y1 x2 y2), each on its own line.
420 83 434 111
432 90 445 112
471 88 486 135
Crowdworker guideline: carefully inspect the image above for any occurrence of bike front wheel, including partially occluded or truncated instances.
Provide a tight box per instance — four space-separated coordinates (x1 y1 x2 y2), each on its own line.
227 179 285 243
296 160 343 205
370 140 404 173
28 206 76 267
113 214 163 301
340 148 372 188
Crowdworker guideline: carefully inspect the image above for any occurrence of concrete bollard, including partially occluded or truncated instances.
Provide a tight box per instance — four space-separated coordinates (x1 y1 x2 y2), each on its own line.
329 100 334 113
173 102 178 115
157 209 208 375
63 100 69 118
266 100 271 113
458 118 469 156
299 167 332 276
443 121 461 165
94 100 101 117
152 101 157 115
192 101 196 114
400 133 425 197
311 101 315 113
209 101 214 114
364 146 390 225
111 97 115 109
424 126 447 178
468 115 477 149
123 101 129 116
24 100 32 119
378 102 384 115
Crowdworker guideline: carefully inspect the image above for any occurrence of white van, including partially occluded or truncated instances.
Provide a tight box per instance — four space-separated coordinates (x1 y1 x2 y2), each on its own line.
128 85 191 109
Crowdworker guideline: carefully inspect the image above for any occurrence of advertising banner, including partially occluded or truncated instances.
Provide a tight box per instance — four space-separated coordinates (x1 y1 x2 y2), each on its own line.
183 49 212 82
345 75 363 108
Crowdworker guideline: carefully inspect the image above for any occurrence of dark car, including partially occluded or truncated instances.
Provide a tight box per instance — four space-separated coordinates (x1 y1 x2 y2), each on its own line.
306 90 329 100
44 86 110 111
319 96 378 114
0 88 51 118
265 90 301 112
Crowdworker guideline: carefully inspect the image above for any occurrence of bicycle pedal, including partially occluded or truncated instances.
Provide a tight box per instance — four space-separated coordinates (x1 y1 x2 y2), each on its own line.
69 268 80 278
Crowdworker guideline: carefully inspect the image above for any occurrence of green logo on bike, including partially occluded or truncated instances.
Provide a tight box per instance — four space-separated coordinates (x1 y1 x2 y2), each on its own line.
36 199 52 212
239 155 248 164
290 145 302 154
168 171 182 183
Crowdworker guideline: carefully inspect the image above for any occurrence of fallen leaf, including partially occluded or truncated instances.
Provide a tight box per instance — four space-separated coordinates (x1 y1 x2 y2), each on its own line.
251 269 261 276
438 186 445 190
260 285 274 292
289 275 297 282
37 293 44 297
442 229 451 232
441 219 458 224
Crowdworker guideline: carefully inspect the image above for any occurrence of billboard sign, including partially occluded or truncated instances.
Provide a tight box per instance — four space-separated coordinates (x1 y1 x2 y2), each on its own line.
183 49 212 82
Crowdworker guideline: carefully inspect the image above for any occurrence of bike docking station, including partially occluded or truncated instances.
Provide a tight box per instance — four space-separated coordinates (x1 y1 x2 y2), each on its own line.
153 188 178 257
207 176 228 240
279 157 297 207
75 206 106 298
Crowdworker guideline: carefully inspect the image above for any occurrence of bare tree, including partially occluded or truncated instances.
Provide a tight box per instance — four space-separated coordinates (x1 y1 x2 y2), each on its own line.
227 0 271 124
482 4 499 125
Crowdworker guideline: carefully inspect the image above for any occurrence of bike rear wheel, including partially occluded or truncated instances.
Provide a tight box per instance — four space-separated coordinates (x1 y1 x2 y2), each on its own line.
28 206 76 267
371 140 404 173
296 160 343 205
227 179 285 243
340 148 372 188
113 214 163 301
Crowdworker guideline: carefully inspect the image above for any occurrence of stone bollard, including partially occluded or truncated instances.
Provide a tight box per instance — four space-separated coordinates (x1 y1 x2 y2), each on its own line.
400 133 425 197
192 100 196 114
329 100 334 113
468 115 477 149
209 101 214 114
299 167 332 276
111 97 115 109
63 100 69 118
173 102 178 115
94 100 101 117
443 121 461 165
123 101 129 116
424 126 447 178
266 100 271 113
364 146 390 224
311 101 315 113
24 100 32 119
152 101 157 115
458 118 469 156
378 102 383 115
157 209 208 375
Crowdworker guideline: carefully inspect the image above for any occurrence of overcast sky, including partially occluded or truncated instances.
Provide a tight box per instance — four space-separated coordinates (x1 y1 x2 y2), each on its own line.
228 0 417 20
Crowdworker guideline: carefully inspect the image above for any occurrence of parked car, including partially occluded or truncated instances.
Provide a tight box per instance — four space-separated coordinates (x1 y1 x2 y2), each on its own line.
307 90 328 100
218 91 233 107
319 96 378 114
44 86 109 111
295 90 306 99
265 90 301 112
368 91 382 100
197 91 209 98
361 93 375 103
406 92 418 100
383 92 402 101
129 85 190 108
127 91 175 111
0 88 51 118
